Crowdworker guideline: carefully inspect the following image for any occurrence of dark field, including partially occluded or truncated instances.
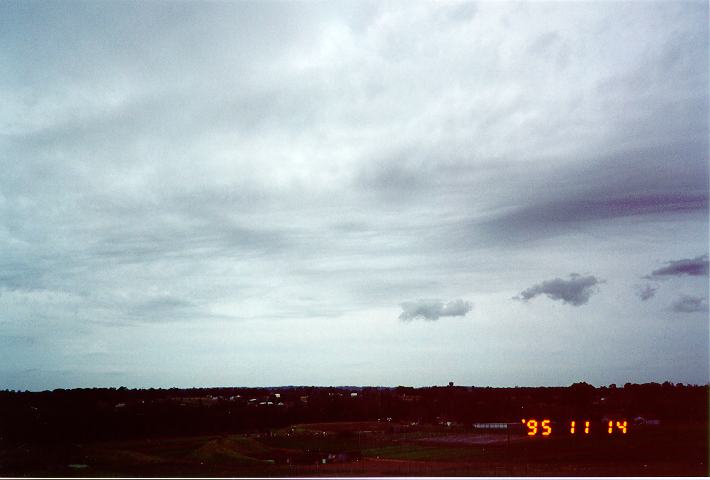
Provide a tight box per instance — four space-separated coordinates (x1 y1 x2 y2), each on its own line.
1 421 706 476
1 383 707 476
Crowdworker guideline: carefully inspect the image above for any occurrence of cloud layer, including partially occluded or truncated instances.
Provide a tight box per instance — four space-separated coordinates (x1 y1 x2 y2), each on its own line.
516 274 603 307
0 1 706 389
648 255 709 278
399 299 472 321
671 295 709 313
637 284 658 301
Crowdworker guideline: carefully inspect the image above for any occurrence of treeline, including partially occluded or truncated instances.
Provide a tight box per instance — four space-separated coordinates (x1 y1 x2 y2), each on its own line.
0 382 706 444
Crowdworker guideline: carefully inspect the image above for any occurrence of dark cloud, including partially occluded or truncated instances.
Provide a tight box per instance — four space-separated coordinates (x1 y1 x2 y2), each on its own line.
636 284 658 301
671 295 708 313
399 299 472 321
648 255 709 278
465 141 709 245
515 274 603 306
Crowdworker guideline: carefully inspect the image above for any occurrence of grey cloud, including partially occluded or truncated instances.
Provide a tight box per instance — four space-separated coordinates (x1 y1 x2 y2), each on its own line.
0 261 47 292
515 274 603 306
399 299 472 321
528 31 561 55
0 1 707 389
636 284 658 301
443 2 477 22
358 158 432 196
0 334 37 346
671 295 709 313
469 141 709 245
130 296 195 317
648 255 709 278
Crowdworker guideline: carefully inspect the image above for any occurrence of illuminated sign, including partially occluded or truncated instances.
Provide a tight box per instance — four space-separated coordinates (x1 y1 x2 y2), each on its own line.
521 419 628 436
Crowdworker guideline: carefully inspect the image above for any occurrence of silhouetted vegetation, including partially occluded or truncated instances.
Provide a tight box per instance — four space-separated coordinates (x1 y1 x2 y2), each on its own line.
0 382 706 444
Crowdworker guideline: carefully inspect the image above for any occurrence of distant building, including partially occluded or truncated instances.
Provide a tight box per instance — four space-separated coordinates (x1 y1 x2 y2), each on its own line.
633 416 661 426
169 396 218 406
473 422 509 430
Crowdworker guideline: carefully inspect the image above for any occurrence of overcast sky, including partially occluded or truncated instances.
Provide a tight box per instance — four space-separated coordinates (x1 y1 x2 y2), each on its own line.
1 1 708 391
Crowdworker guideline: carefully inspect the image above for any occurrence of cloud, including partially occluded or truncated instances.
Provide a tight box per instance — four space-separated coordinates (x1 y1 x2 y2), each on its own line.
648 255 709 278
399 299 472 321
636 284 658 301
0 1 707 388
515 274 603 306
671 295 709 313
467 141 709 246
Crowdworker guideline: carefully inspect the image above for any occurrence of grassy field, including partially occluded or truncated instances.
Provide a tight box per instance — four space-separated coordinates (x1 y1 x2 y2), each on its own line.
363 444 486 461
289 421 390 433
0 421 706 476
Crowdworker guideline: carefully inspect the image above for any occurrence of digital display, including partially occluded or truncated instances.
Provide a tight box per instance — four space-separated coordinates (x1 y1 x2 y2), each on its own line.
521 418 628 436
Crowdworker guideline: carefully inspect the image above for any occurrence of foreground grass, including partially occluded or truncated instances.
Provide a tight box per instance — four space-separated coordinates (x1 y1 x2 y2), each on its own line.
363 444 485 461
1 421 706 477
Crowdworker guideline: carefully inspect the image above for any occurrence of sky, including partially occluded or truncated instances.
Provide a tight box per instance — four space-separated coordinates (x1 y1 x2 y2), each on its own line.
0 0 708 391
